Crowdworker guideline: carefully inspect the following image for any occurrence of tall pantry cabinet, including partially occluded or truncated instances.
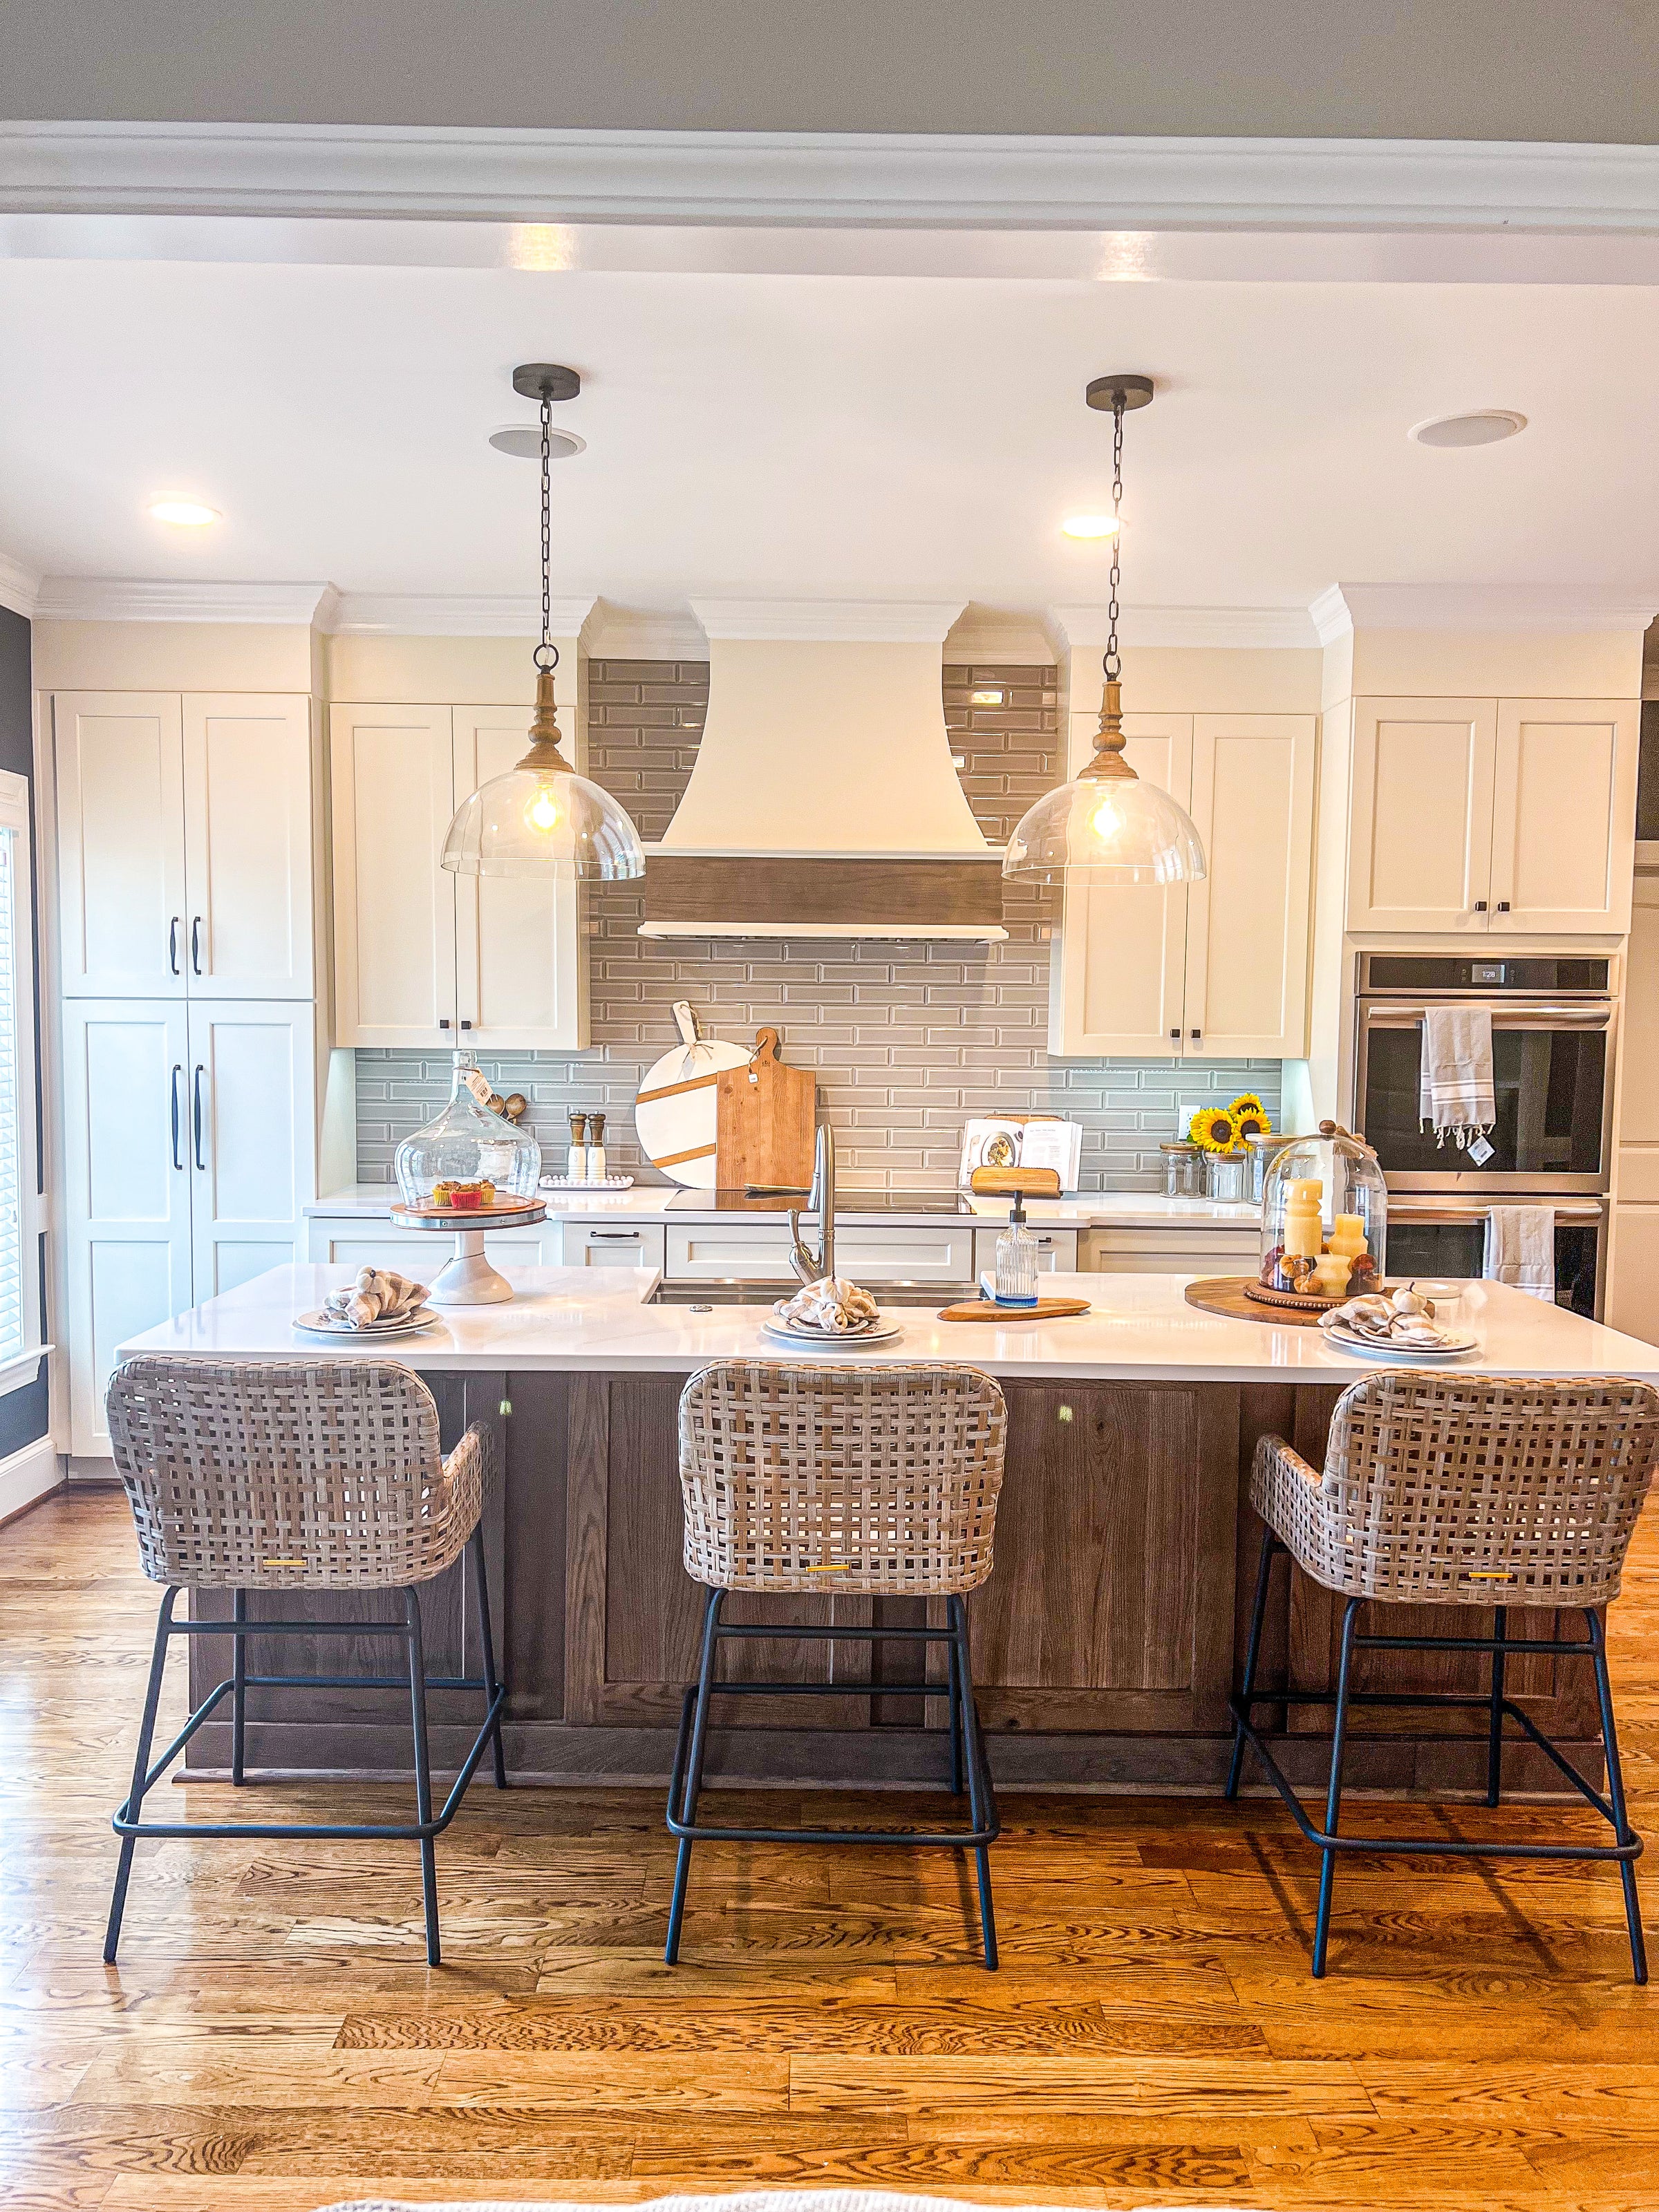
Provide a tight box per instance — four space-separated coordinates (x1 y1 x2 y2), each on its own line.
52 692 323 1456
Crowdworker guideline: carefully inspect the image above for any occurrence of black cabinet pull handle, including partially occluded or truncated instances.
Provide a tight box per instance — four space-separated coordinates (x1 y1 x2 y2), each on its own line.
460 1018 474 1030
1168 1027 1181 1040
169 917 180 975
192 1065 207 1171
1497 900 1510 912
190 916 203 974
1190 1028 1202 1040
1474 900 1488 912
438 1018 451 1030
170 1063 184 1170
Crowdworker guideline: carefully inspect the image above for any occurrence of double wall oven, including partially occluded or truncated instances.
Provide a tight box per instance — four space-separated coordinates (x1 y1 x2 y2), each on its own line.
1353 954 1615 1315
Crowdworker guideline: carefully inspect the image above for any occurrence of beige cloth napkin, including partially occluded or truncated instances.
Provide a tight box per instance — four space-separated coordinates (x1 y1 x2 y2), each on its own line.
1484 1206 1556 1303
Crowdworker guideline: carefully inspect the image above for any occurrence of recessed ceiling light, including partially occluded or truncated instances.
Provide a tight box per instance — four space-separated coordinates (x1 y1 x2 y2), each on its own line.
488 424 586 460
1061 514 1120 541
149 497 221 526
1409 410 1528 449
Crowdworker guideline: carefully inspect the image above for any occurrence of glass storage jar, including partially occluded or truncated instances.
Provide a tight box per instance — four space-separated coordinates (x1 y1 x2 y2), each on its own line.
1160 1141 1204 1198
1258 1120 1387 1300
395 1053 543 1208
1203 1149 1251 1203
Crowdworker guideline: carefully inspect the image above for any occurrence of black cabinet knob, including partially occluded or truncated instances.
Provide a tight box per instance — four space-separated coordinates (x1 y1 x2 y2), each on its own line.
1190 1028 1201 1040
1497 900 1510 912
1474 901 1488 912
438 1018 451 1029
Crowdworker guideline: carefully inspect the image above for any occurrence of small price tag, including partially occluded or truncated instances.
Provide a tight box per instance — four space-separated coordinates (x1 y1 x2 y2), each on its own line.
1465 1133 1496 1166
462 1068 495 1108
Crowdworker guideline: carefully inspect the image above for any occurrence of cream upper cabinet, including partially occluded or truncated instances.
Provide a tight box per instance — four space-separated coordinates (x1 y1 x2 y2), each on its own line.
330 704 590 1051
1049 717 1191 1056
1347 697 1497 932
330 704 458 1047
53 693 188 997
182 695 315 998
1183 714 1315 1058
452 711 588 1051
1488 700 1638 935
1049 712 1315 1060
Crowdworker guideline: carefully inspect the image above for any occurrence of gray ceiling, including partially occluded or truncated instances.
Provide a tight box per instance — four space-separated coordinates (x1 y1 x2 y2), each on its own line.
6 0 1659 142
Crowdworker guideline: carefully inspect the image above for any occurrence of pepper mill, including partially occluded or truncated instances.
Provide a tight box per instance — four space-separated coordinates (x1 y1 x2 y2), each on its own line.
585 1112 608 1184
566 1111 588 1183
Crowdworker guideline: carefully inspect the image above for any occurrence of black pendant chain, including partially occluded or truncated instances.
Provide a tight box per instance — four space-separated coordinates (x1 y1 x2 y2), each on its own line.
534 389 557 676
1103 391 1125 686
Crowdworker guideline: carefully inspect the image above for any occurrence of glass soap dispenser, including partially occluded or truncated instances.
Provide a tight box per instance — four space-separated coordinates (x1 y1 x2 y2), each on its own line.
990 1192 1041 1306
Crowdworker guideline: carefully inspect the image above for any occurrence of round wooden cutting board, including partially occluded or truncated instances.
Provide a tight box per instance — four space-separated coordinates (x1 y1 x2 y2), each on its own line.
1184 1276 1329 1327
633 1001 749 1188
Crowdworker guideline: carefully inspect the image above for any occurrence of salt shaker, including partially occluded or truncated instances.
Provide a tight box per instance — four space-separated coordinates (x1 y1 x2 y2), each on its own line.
566 1111 588 1184
585 1112 608 1185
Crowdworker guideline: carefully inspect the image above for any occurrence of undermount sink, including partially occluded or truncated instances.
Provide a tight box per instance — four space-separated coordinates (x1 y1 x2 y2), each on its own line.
648 1279 979 1308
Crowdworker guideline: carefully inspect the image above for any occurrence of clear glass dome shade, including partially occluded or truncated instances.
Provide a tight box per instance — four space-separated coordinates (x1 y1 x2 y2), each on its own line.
1002 771 1207 885
441 764 645 879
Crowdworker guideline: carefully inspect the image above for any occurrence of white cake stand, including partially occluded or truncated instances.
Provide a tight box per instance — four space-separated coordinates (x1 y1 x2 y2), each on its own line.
391 1199 548 1305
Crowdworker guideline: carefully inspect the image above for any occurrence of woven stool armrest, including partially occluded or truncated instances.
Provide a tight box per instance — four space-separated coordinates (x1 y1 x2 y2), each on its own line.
1250 1429 1327 1538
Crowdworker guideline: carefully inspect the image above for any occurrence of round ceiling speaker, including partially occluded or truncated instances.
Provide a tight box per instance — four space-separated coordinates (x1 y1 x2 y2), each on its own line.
488 424 586 460
1408 409 1528 448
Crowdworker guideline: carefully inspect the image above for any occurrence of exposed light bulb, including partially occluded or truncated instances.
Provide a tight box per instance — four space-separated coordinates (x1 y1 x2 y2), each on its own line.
1062 514 1119 541
1090 795 1122 842
525 783 561 834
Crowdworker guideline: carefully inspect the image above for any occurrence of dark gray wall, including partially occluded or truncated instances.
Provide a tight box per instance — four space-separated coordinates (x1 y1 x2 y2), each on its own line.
6 0 1659 140
0 610 49 1459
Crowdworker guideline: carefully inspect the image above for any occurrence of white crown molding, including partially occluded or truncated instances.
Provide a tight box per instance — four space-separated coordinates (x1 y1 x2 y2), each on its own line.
6 124 1659 235
1047 603 1318 655
1315 582 1659 636
584 607 709 662
0 553 39 620
322 591 594 637
944 616 1058 666
691 599 964 644
32 577 336 624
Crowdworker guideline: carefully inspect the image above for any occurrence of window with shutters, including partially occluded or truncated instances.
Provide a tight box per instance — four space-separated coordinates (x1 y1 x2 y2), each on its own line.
0 774 40 1391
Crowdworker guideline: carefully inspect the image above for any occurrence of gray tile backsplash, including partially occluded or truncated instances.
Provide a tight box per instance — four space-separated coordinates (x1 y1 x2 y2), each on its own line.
353 661 1281 1191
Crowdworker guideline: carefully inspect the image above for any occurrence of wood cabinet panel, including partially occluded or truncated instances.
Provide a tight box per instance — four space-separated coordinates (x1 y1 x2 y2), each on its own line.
1183 715 1314 1057
53 693 187 998
1347 697 1497 930
1490 698 1637 933
182 695 315 998
328 704 456 1047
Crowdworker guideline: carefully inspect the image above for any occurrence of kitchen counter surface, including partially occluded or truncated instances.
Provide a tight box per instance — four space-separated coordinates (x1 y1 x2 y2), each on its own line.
305 1183 1261 1230
117 1264 1659 1386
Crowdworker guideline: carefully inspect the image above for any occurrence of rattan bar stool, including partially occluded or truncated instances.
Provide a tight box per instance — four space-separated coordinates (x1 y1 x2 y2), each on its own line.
1227 1369 1659 1981
666 1359 1007 1969
103 1356 507 1966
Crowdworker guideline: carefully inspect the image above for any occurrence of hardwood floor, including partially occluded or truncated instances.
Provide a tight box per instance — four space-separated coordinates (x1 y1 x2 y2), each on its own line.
3 1485 1658 2212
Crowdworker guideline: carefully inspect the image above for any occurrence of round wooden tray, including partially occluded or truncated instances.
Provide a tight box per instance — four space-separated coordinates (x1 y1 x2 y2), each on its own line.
1243 1277 1341 1314
1184 1276 1330 1328
392 1199 547 1228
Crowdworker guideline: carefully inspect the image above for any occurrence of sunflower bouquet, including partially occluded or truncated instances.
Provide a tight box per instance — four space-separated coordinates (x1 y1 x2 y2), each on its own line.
1188 1093 1273 1156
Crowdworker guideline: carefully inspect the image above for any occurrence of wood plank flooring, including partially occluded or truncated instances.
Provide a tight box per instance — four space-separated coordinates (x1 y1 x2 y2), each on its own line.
3 1483 1658 2211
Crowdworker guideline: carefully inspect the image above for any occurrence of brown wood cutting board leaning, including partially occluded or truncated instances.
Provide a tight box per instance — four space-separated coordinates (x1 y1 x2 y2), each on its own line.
938 1296 1092 1322
715 1029 818 1191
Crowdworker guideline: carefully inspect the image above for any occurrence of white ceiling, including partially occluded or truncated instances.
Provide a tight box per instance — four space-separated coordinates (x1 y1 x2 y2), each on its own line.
3 252 1659 620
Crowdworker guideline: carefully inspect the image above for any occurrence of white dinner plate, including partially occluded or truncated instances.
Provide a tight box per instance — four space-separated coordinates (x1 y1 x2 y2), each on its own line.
1322 1324 1479 1361
293 1308 441 1340
762 1318 904 1350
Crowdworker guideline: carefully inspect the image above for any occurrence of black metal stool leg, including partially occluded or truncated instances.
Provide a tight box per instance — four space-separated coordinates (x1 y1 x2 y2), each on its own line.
953 1595 999 1971
231 1588 247 1785
1486 1604 1507 1809
1587 1606 1647 1985
469 1527 507 1790
666 1586 722 1965
404 1588 440 1967
1312 1596 1360 1979
946 1620 964 1797
105 1586 177 1962
1227 1524 1276 1801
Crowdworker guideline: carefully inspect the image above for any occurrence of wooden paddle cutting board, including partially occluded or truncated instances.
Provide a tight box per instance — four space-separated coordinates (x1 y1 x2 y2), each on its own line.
716 1029 817 1192
938 1295 1092 1322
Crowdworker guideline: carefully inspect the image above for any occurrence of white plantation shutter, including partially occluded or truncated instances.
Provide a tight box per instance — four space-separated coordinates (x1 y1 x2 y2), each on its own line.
0 827 21 1367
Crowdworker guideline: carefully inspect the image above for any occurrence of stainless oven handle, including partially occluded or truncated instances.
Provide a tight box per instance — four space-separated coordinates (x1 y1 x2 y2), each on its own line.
1360 1003 1612 1031
1389 1199 1605 1225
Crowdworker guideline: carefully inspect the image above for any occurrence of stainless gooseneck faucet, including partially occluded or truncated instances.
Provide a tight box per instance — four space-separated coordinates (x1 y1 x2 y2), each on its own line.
789 1123 836 1286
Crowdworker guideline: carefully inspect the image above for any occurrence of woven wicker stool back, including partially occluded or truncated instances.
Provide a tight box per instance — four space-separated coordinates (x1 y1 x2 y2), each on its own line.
679 1360 1006 1595
106 1356 479 1591
1262 1368 1659 1607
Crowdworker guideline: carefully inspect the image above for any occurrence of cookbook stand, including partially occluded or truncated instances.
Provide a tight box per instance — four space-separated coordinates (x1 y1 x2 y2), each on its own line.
391 1199 548 1305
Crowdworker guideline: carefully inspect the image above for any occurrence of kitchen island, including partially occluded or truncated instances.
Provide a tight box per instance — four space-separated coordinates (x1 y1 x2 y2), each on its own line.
116 1266 1659 1800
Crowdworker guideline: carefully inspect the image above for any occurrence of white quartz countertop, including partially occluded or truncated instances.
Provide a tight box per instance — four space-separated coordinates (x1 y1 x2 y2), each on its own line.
115 1265 1659 1386
305 1183 1260 1230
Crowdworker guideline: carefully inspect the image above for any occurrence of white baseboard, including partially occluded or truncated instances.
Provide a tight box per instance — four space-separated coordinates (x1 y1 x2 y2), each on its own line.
0 1434 63 1521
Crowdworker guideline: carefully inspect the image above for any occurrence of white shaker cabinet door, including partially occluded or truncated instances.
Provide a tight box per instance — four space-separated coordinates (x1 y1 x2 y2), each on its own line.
452 711 589 1050
182 694 316 997
330 705 458 1046
1347 698 1498 931
59 998 194 1454
1183 715 1315 1058
187 1001 316 1302
1489 699 1638 935
1047 716 1192 1056
53 693 187 997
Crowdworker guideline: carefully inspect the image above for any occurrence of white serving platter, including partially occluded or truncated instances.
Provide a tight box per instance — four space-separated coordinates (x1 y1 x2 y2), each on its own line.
293 1308 441 1340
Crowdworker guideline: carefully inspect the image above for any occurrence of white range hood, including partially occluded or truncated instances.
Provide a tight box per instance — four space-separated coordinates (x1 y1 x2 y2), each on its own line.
639 601 1008 940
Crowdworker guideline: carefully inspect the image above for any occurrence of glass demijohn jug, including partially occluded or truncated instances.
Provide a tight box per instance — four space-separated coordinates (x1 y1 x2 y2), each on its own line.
395 1053 543 1208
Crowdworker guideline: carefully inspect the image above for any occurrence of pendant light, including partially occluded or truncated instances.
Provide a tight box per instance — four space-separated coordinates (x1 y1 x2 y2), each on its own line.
1004 375 1207 887
442 365 645 881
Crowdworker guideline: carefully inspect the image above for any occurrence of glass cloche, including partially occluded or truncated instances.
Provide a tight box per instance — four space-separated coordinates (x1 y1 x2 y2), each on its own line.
395 1055 542 1208
1258 1120 1387 1302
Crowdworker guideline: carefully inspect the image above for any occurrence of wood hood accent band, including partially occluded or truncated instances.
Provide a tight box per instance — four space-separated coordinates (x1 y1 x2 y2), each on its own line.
640 852 1006 933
